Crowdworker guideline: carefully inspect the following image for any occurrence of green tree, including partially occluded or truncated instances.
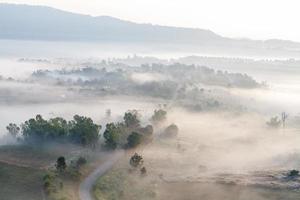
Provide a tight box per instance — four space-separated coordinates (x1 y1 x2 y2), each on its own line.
21 114 50 142
124 110 140 128
151 109 167 124
103 123 121 149
138 125 153 136
56 156 67 172
127 132 142 148
48 117 69 140
69 115 101 146
6 123 20 138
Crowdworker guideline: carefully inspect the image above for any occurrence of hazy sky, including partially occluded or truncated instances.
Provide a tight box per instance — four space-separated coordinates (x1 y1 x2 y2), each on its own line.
1 0 300 41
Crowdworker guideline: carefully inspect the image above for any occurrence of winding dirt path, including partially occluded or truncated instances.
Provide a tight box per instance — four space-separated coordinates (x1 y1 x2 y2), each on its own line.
79 150 124 200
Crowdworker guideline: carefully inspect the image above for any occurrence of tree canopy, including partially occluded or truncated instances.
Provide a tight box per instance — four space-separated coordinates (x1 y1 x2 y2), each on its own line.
103 123 122 149
127 132 143 148
68 115 101 146
151 109 167 124
163 124 179 138
124 110 140 128
130 153 144 168
6 123 20 138
19 114 101 146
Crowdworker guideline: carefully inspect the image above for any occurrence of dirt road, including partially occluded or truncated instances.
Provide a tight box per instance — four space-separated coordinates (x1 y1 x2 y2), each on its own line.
79 150 124 200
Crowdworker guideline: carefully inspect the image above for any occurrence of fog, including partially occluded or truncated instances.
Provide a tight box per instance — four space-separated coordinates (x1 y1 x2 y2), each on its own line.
1 39 300 199
149 110 300 171
116 107 300 200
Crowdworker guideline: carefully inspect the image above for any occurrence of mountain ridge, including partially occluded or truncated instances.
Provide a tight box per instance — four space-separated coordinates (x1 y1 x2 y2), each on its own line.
1 3 300 53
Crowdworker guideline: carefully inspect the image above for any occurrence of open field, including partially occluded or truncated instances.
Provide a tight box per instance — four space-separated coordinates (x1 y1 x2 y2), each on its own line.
0 162 45 200
0 144 88 168
93 151 300 200
0 143 116 200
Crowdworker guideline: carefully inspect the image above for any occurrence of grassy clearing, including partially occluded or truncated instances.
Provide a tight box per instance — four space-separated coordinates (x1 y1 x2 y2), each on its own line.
93 156 156 200
0 145 59 168
43 172 81 200
0 143 117 200
92 144 300 200
0 144 87 169
0 161 45 200
93 163 300 200
0 144 101 200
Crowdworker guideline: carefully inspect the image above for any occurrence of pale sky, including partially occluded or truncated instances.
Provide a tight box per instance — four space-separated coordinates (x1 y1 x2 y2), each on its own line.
1 0 300 41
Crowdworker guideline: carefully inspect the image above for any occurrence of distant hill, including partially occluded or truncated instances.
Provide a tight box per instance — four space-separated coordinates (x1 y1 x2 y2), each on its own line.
0 3 225 43
1 3 300 55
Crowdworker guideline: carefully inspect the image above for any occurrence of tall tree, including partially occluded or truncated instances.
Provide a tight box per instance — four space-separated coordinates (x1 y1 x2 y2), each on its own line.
124 110 140 128
6 123 20 138
69 115 101 146
103 123 121 149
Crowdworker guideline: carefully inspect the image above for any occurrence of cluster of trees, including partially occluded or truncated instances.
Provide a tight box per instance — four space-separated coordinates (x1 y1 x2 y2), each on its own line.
7 108 178 150
103 110 153 149
28 63 261 112
32 63 260 91
103 108 180 149
129 153 147 175
7 115 101 147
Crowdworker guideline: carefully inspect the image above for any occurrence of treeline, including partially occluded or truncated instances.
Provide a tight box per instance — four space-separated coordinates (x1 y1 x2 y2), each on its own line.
6 109 177 149
32 63 261 89
7 115 101 146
